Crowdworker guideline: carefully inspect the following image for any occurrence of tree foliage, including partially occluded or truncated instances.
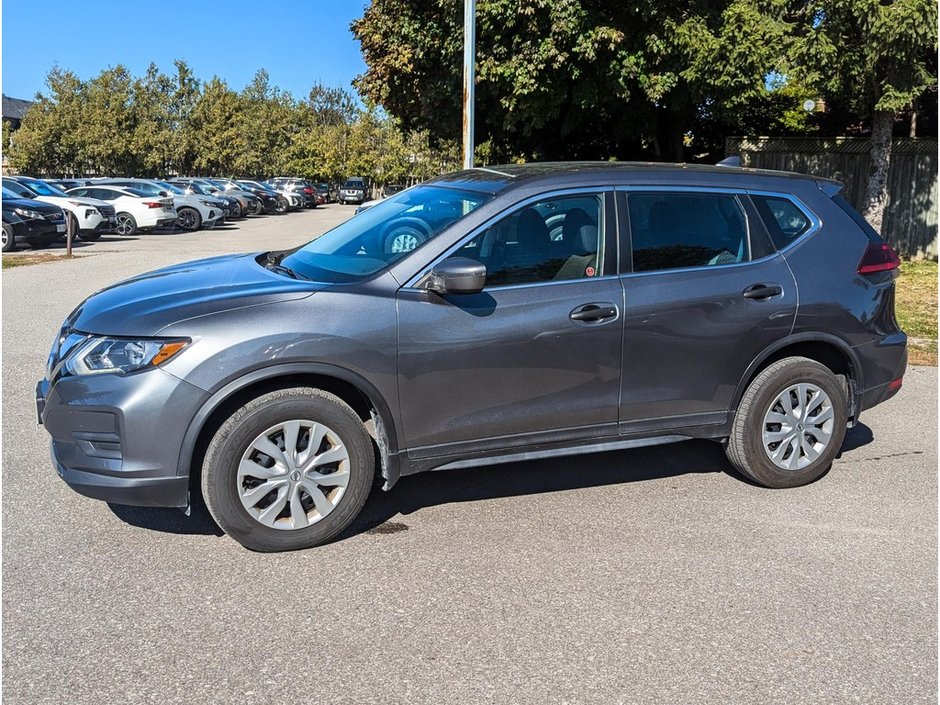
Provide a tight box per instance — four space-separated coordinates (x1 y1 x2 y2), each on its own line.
7 63 459 185
352 0 937 164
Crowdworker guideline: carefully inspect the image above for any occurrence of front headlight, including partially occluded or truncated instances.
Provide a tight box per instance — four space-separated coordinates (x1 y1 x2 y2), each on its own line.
199 199 216 207
14 207 44 219
65 337 190 376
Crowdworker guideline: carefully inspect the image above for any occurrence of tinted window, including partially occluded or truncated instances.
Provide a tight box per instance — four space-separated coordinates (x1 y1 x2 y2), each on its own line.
20 179 67 197
628 192 748 272
452 194 604 287
751 195 812 250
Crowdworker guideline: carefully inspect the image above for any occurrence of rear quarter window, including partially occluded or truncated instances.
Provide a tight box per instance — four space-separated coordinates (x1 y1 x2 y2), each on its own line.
751 195 814 250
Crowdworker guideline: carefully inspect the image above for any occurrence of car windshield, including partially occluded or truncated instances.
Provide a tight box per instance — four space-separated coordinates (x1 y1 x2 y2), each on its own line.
2 186 24 199
276 185 491 283
154 181 185 195
344 180 364 189
180 182 210 195
21 179 67 197
3 180 35 198
238 180 265 190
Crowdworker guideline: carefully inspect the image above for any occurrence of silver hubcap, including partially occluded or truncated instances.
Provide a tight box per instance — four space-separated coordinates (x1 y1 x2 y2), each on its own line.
762 383 834 470
390 232 419 253
238 420 351 530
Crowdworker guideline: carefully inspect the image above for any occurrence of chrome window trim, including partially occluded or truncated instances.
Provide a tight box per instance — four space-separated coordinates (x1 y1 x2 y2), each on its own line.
617 186 754 276
403 186 614 292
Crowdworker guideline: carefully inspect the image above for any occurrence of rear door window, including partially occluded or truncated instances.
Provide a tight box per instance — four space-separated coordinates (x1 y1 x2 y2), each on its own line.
627 192 749 272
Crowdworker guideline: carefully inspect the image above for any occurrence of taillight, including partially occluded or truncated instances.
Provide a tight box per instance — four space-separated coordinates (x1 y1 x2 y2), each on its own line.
143 201 164 209
857 243 900 275
303 187 313 194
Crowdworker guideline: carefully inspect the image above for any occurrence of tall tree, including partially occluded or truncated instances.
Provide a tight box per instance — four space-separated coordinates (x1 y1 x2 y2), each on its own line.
790 0 937 232
352 0 791 161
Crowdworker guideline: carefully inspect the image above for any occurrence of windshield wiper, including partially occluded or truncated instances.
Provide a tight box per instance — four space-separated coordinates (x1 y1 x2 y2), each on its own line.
263 253 309 280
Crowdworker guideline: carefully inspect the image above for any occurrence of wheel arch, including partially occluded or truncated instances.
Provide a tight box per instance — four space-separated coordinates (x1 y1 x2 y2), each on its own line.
178 362 402 495
731 333 863 420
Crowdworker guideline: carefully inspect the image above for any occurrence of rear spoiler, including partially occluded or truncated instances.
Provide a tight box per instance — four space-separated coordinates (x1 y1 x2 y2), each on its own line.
815 179 843 197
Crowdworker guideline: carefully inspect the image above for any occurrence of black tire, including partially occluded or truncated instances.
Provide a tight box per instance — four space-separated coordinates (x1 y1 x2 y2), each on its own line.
2 223 14 252
229 202 243 218
201 387 374 552
726 357 848 488
177 207 202 231
249 199 264 216
115 212 137 236
274 197 289 214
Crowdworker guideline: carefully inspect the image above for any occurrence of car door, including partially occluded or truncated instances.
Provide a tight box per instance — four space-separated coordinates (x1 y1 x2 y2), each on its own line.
397 190 624 454
617 188 798 429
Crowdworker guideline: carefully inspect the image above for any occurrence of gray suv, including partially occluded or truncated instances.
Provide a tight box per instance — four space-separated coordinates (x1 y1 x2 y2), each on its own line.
36 163 907 552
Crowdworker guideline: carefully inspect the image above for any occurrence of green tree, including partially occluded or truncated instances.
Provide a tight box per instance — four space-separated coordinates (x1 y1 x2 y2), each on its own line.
352 0 792 162
790 0 938 231
190 77 242 175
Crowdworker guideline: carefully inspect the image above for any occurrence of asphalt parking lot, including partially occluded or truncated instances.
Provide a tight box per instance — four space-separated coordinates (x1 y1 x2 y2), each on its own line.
2 206 937 705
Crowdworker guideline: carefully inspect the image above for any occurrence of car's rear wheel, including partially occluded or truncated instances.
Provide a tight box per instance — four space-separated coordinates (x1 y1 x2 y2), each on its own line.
726 357 848 488
2 223 14 252
115 212 137 236
201 387 374 552
177 207 202 231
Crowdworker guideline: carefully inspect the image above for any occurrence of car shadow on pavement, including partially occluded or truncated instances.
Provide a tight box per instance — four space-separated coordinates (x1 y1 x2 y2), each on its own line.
107 425 875 542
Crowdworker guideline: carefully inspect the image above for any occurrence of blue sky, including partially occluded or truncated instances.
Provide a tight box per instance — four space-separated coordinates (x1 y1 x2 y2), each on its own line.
2 0 369 100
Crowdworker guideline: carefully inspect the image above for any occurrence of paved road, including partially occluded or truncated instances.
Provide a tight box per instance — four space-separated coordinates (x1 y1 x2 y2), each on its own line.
3 208 937 704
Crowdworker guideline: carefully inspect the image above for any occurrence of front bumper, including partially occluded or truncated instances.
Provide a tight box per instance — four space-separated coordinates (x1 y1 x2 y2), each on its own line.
37 368 209 508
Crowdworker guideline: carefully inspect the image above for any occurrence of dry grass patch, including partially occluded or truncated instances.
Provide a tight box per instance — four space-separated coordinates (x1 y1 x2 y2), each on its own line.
2 253 85 269
896 260 938 366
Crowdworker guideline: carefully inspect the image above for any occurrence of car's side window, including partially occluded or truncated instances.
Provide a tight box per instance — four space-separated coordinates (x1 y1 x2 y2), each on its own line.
751 195 812 250
627 192 749 273
451 194 604 288
94 189 117 201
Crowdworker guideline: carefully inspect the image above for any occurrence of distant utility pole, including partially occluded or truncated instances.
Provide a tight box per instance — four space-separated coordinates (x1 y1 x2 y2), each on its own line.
462 0 476 170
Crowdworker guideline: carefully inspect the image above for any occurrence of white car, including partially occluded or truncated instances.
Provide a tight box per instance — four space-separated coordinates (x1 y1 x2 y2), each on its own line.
2 176 116 241
97 178 225 231
65 185 176 235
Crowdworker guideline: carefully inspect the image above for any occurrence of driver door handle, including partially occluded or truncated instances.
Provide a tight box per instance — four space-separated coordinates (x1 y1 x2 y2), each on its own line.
570 302 619 322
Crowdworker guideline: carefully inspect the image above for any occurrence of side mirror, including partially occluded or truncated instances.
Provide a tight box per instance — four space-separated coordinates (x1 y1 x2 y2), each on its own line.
426 257 486 295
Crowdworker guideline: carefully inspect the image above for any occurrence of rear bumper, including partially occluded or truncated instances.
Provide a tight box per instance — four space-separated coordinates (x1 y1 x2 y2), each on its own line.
854 331 908 417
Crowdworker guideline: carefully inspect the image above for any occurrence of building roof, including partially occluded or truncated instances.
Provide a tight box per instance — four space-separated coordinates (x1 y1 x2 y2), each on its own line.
2 95 33 121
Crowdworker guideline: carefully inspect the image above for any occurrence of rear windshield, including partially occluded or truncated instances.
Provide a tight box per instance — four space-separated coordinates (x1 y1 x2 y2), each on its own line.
832 194 883 242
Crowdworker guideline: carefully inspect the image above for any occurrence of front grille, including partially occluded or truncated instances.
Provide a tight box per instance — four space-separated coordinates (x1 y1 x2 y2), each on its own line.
96 205 116 218
45 211 65 222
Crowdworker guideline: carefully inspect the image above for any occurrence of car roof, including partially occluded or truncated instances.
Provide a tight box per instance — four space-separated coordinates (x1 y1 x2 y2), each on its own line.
427 161 840 195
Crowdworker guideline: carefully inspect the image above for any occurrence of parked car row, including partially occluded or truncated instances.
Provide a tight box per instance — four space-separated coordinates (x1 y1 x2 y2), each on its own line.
0 175 334 252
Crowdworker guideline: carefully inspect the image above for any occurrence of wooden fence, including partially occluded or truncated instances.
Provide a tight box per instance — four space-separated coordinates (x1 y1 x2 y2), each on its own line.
726 136 938 259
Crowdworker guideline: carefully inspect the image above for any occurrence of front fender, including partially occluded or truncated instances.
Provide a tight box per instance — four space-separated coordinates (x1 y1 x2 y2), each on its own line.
175 361 402 488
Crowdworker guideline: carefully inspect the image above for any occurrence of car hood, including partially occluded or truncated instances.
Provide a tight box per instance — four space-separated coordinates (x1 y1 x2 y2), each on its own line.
67 253 326 336
2 197 63 214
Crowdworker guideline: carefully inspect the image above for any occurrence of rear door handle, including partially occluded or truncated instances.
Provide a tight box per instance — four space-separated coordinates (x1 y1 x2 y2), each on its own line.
742 283 783 300
570 302 618 322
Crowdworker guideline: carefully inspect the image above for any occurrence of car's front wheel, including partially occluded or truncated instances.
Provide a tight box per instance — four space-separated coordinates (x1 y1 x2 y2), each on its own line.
2 223 14 252
177 206 202 231
726 357 848 488
201 387 374 552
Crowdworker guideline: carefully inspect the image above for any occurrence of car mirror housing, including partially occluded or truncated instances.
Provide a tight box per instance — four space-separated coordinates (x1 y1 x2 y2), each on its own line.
425 257 486 295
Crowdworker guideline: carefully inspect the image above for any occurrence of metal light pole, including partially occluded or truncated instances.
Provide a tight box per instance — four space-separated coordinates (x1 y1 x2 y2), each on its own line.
462 0 476 170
